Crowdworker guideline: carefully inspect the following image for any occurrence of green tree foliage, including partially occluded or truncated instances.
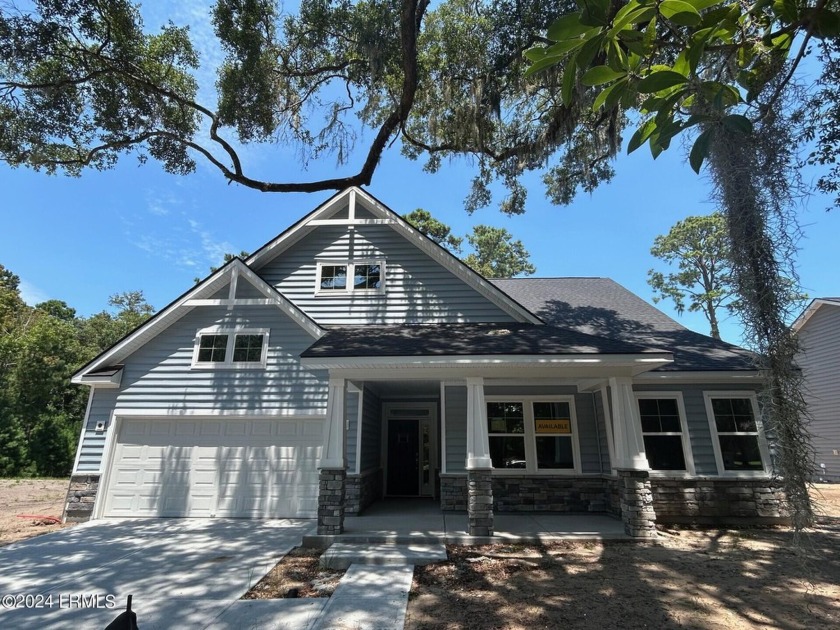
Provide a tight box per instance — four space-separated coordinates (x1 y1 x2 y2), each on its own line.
647 213 734 339
405 211 535 277
79 291 155 352
0 266 154 477
0 0 617 212
404 209 463 253
464 226 537 278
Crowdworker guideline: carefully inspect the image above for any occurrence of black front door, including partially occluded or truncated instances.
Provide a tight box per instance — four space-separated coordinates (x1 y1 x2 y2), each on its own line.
386 418 419 496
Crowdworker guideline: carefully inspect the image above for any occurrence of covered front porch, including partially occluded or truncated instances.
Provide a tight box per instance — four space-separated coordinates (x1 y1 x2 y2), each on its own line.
300 324 673 539
303 498 629 546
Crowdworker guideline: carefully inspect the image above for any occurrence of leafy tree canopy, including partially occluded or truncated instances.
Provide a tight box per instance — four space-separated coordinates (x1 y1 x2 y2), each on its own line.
404 209 463 253
464 225 537 278
0 0 618 213
0 266 155 477
647 212 735 339
405 210 535 277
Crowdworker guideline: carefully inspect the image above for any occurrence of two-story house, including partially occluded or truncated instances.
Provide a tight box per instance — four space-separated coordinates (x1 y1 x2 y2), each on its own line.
66 187 785 537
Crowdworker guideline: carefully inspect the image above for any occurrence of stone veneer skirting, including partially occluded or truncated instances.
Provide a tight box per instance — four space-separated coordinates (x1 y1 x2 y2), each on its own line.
63 474 100 523
650 478 787 524
345 468 383 515
440 473 787 525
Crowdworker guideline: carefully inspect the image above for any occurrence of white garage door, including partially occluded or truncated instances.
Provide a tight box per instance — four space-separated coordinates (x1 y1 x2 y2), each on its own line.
102 417 324 518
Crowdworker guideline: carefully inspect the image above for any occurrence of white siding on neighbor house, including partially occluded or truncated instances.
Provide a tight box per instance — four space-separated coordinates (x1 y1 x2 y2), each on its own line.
633 383 764 476
797 305 840 481
258 224 516 324
73 304 328 474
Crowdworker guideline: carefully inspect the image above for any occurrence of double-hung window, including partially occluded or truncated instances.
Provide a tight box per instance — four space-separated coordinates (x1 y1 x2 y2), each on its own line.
192 328 269 368
486 397 579 473
704 393 770 475
316 261 385 293
635 393 695 474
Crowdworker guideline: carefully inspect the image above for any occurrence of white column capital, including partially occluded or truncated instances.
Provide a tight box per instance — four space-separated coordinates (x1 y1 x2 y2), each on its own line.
608 377 649 471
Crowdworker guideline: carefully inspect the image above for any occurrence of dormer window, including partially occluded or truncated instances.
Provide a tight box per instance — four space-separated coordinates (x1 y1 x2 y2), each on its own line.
316 261 385 294
192 328 269 368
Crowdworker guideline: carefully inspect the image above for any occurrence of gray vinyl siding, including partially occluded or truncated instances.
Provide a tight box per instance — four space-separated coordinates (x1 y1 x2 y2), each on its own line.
114 305 327 412
360 386 382 471
75 388 119 473
593 391 612 472
73 305 328 474
444 386 467 473
258 224 515 324
575 392 602 473
797 305 840 480
346 390 360 473
633 383 763 476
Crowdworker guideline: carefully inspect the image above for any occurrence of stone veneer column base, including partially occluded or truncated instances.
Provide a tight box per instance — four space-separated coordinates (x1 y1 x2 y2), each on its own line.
618 469 657 538
318 468 346 535
63 474 100 523
467 469 494 536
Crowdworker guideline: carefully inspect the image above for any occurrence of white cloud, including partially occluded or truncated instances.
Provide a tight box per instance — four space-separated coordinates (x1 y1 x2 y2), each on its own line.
126 213 236 272
19 279 49 306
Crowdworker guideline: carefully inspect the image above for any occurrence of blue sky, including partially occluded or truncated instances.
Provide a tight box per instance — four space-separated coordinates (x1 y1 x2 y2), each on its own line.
2 2 839 346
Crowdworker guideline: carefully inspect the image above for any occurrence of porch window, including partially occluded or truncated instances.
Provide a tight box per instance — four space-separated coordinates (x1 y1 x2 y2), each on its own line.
316 261 385 293
533 402 574 469
487 402 526 469
486 397 579 473
636 396 693 472
192 328 269 368
705 394 769 474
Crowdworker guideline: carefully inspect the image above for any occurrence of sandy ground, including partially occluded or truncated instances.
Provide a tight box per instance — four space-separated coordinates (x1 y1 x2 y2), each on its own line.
0 478 71 547
406 485 840 629
2 478 839 629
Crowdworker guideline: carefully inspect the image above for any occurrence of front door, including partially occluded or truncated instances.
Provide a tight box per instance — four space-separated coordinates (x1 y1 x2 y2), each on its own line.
384 403 437 497
387 419 420 495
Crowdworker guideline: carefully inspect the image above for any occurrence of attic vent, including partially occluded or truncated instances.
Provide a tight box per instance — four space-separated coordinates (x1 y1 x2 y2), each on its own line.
486 328 512 337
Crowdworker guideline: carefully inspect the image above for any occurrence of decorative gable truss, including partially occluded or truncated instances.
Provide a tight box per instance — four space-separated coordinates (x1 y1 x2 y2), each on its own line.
71 258 324 385
245 187 542 325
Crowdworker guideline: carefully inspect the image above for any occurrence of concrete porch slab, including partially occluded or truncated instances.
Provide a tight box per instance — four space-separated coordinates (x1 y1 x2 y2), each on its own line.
303 499 630 547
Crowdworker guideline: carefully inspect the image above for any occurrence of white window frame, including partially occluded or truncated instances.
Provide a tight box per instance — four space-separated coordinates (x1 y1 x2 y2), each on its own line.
703 391 771 477
315 260 386 295
485 396 580 475
191 327 270 369
634 392 696 477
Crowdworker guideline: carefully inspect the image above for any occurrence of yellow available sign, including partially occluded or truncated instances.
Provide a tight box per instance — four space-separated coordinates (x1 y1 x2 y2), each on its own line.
535 419 571 434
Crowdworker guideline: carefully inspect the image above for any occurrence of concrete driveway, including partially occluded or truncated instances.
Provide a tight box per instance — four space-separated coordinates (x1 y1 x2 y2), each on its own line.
0 518 315 629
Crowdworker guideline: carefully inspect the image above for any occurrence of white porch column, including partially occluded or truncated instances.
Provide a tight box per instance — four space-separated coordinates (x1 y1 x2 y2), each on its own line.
608 377 648 471
465 377 492 469
319 377 346 469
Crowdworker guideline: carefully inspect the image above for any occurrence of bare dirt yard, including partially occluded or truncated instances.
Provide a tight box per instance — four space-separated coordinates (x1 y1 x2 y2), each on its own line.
405 485 840 630
0 478 71 547
3 478 839 630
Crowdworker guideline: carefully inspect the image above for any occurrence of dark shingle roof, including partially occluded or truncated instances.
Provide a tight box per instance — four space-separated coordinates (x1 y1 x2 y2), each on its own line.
490 278 757 371
302 322 670 359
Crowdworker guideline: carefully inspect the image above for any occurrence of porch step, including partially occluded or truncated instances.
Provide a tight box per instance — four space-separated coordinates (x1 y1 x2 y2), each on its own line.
319 542 447 570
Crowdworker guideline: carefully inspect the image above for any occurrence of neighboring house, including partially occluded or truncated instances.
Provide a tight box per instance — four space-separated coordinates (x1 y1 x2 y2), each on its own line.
66 188 785 538
793 298 840 482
